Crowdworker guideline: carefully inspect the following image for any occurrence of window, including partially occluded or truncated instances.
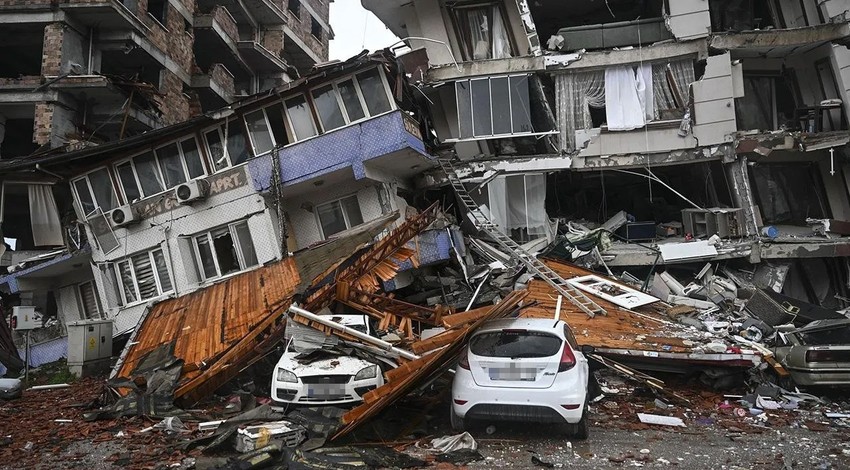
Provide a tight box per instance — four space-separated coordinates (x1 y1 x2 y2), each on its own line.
192 220 258 281
308 68 394 134
147 0 167 25
204 121 251 171
750 163 829 225
456 75 533 139
311 17 322 40
78 281 102 319
285 95 319 141
114 137 206 201
469 331 562 358
316 195 364 239
451 3 513 61
245 104 289 156
112 248 173 305
73 168 118 215
735 75 798 132
288 0 301 17
473 174 548 242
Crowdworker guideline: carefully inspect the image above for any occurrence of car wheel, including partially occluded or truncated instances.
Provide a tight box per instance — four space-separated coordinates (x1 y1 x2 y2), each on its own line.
450 406 465 432
562 409 589 440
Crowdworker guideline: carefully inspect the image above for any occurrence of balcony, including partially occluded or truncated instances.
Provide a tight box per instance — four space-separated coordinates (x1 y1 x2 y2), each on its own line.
196 0 285 26
237 41 288 73
60 0 148 33
553 18 673 52
194 8 252 80
191 63 236 111
248 110 434 197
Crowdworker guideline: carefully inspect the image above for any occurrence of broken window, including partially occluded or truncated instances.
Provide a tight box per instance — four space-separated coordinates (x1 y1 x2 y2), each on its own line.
456 74 533 139
451 2 513 61
113 248 173 305
1 183 63 249
245 104 289 156
192 220 258 281
147 0 167 25
316 195 364 239
474 174 548 242
750 163 829 225
308 68 394 134
285 95 319 141
73 168 118 216
813 59 844 131
311 17 322 40
735 75 798 131
204 121 251 171
78 280 101 319
113 138 206 202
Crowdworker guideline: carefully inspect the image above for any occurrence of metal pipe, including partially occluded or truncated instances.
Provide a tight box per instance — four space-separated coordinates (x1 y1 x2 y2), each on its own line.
288 305 420 361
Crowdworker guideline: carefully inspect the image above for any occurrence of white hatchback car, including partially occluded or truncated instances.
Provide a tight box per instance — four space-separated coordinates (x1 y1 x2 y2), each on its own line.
271 314 385 406
451 318 591 438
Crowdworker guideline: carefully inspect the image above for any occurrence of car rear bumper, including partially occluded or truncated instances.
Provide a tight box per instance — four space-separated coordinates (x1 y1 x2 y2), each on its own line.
451 369 586 424
786 367 850 386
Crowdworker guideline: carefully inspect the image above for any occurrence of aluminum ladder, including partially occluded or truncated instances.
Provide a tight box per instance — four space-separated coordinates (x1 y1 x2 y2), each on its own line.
439 159 606 318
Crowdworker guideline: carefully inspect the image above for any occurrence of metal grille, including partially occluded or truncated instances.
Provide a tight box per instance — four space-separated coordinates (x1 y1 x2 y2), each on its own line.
300 374 351 384
467 404 565 423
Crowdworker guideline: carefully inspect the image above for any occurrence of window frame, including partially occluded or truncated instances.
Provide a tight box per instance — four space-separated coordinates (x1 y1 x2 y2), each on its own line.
283 94 320 142
77 280 102 319
112 247 174 306
202 119 251 172
243 105 290 157
315 194 364 240
71 168 119 216
191 220 258 282
307 67 396 134
455 73 534 139
449 1 516 62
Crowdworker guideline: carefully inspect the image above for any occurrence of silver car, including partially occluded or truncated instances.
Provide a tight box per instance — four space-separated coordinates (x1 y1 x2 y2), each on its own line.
774 319 850 387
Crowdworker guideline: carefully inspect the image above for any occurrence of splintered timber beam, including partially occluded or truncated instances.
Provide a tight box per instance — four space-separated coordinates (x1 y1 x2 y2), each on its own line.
333 290 529 440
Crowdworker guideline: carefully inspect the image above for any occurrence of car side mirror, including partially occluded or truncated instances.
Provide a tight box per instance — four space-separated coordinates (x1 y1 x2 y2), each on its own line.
581 345 595 355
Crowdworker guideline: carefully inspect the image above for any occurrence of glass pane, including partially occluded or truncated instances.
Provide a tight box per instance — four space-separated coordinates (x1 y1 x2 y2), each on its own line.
106 264 123 307
317 200 347 238
152 249 172 293
510 75 533 133
245 110 275 155
265 104 289 147
456 81 473 139
491 77 511 135
469 331 562 358
134 152 164 196
341 195 363 227
117 260 138 304
338 79 366 121
116 162 141 202
181 138 205 179
88 168 118 211
286 95 318 141
74 179 95 215
132 252 158 300
463 7 493 60
79 282 99 317
225 120 250 165
212 227 239 276
357 68 391 115
312 84 346 131
156 143 186 189
205 129 229 171
196 236 218 280
471 78 492 136
234 222 258 268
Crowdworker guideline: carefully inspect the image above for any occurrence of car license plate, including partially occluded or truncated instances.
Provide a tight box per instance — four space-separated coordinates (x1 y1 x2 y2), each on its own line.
488 366 536 381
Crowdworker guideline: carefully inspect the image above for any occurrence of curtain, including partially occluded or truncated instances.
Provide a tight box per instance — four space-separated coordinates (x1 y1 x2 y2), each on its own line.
555 70 605 151
490 7 512 59
488 176 508 233
605 66 646 131
523 174 548 239
467 9 491 60
653 59 696 112
28 184 63 246
636 64 654 122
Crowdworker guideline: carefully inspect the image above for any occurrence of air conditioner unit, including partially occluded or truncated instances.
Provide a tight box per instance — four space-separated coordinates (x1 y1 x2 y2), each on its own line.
175 179 210 204
110 205 139 227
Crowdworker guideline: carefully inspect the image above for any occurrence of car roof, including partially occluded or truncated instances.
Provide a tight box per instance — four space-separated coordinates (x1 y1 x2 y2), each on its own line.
791 318 850 334
476 317 567 334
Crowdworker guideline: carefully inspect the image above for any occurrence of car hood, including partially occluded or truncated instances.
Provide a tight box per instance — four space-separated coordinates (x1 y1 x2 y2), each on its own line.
276 351 373 375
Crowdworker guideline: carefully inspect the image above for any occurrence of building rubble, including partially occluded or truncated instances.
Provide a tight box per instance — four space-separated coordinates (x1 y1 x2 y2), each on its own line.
2 0 850 467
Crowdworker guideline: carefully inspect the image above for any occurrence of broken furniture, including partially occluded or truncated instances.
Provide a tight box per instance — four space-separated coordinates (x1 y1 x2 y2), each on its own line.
681 208 745 238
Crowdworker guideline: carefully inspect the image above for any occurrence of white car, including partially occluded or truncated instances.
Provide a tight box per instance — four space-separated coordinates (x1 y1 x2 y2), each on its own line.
451 318 591 438
271 314 385 405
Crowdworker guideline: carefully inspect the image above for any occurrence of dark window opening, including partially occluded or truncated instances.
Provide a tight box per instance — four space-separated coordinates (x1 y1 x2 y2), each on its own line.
1 184 35 250
1 119 39 159
711 0 779 31
147 0 167 25
311 17 322 40
749 163 829 225
288 0 301 17
735 75 798 131
0 26 43 77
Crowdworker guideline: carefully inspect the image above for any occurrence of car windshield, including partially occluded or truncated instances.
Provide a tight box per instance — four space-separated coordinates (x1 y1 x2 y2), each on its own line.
798 326 850 345
470 330 562 358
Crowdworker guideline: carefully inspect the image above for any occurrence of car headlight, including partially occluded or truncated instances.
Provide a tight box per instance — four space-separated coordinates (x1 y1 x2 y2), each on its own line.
354 365 378 381
277 368 297 383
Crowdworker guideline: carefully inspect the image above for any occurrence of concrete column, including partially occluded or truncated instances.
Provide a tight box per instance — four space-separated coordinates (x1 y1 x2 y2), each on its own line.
724 157 759 237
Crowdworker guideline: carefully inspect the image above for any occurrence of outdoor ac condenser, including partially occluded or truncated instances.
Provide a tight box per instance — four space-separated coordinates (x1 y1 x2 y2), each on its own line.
681 208 745 238
110 205 139 227
175 179 210 204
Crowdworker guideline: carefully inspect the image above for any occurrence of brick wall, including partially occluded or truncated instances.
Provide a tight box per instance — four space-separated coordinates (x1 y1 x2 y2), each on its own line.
33 102 54 146
283 0 329 61
209 63 236 96
41 23 65 76
156 72 191 125
262 29 284 56
211 6 239 44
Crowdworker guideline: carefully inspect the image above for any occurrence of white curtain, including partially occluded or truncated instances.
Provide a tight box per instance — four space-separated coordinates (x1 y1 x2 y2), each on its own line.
523 174 548 238
28 184 63 246
605 66 646 131
487 176 508 231
555 71 606 151
653 59 696 112
488 175 548 241
636 64 654 122
490 8 512 59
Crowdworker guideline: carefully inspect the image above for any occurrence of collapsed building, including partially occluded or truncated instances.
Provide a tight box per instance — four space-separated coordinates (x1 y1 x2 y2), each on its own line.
0 0 848 443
